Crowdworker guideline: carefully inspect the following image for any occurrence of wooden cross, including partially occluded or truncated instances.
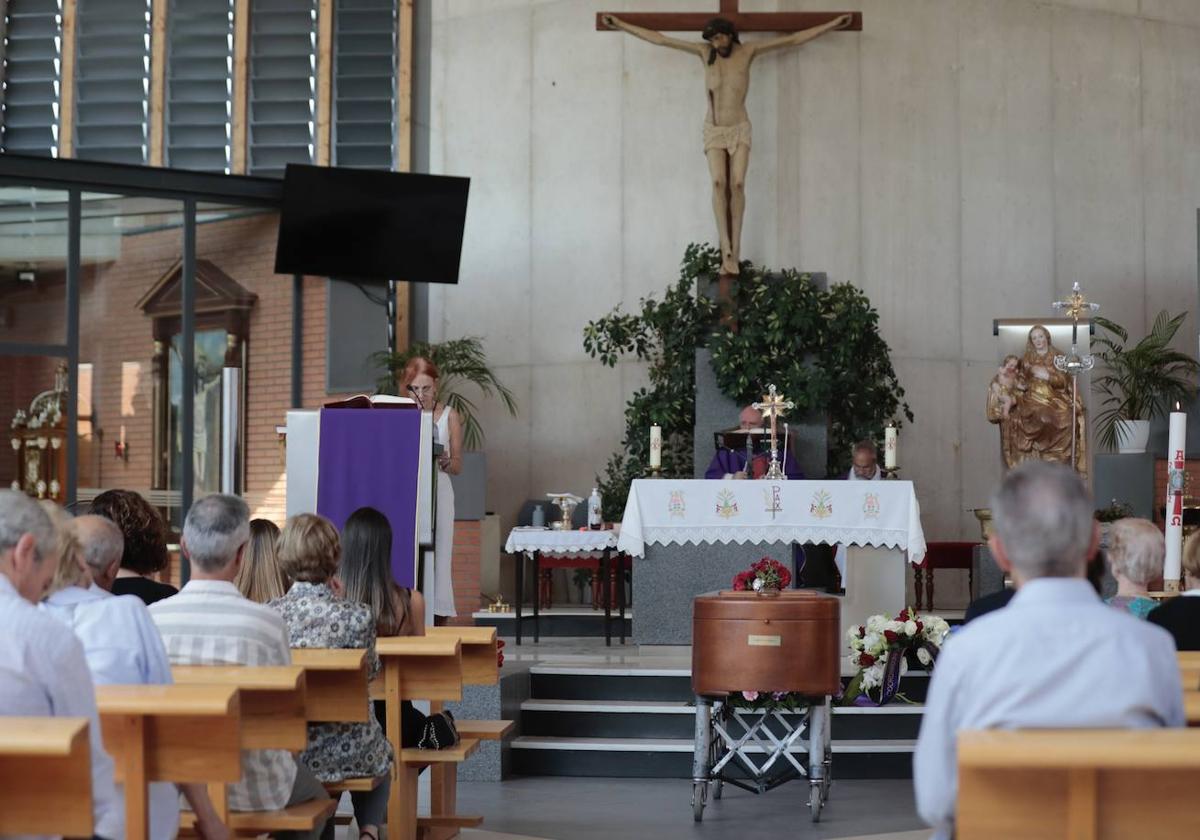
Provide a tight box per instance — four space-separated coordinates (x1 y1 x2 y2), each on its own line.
596 2 862 35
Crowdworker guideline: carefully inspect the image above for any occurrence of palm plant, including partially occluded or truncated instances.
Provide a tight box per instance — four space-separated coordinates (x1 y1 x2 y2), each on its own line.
374 337 518 450
1092 311 1199 451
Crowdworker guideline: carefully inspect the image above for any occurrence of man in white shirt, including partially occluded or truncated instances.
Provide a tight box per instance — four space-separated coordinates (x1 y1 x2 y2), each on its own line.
42 514 228 840
150 494 332 840
913 462 1185 840
0 490 123 840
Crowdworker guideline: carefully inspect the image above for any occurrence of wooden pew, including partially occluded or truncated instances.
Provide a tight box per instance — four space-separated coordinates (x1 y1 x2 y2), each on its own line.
402 740 482 840
170 665 336 836
172 665 308 750
0 717 93 837
427 625 499 686
1186 691 1200 726
290 648 370 722
958 729 1200 839
96 684 242 840
424 626 510 840
374 636 464 840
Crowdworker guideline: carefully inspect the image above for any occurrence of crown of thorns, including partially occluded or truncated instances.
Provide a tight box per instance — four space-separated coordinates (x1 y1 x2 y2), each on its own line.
702 17 740 43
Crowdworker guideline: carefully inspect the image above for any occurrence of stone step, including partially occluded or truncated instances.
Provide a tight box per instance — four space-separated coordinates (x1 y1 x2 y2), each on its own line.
519 698 924 741
510 736 917 779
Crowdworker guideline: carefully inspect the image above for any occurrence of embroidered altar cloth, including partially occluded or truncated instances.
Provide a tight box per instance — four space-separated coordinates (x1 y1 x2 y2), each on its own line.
617 479 926 563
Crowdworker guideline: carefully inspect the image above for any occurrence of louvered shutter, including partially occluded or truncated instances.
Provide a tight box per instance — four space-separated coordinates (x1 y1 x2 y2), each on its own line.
73 0 152 165
333 0 396 170
1 0 63 156
248 0 316 178
165 0 233 172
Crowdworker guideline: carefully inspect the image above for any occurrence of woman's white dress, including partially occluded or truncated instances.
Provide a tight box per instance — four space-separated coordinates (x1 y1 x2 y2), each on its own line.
432 408 457 617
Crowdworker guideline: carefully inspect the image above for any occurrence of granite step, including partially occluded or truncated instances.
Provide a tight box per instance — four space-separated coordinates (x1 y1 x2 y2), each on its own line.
510 735 917 779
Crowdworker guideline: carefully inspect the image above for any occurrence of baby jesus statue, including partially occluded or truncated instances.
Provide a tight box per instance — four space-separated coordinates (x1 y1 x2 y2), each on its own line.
989 355 1024 420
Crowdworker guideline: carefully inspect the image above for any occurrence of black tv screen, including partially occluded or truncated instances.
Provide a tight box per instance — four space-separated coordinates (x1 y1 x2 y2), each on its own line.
274 164 470 284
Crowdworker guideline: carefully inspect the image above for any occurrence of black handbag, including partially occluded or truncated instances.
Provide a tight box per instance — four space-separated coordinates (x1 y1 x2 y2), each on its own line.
417 709 460 750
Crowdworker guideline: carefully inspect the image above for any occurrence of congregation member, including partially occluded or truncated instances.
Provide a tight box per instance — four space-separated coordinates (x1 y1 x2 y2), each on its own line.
91 488 179 605
913 462 1184 840
1149 530 1200 649
399 356 461 622
1103 517 1164 619
40 510 229 840
269 513 394 840
0 490 123 840
340 506 431 748
150 494 333 840
704 405 803 479
234 517 288 603
963 551 1108 624
341 506 426 638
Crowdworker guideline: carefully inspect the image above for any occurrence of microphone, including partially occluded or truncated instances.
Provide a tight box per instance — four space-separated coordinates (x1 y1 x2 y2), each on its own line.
407 384 425 410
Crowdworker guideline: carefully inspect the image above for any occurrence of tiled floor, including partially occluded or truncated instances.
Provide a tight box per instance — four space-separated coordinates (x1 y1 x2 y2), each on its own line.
456 776 929 840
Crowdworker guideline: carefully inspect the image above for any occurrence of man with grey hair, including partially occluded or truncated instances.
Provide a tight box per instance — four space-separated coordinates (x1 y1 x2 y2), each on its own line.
913 462 1184 840
0 490 123 839
151 494 332 840
75 514 126 593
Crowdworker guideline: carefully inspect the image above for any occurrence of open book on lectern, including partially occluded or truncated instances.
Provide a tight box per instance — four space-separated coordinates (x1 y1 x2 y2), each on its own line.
323 394 418 409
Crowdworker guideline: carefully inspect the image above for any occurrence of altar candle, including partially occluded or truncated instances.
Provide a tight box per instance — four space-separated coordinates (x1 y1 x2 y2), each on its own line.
1164 406 1187 591
884 425 898 470
649 424 662 469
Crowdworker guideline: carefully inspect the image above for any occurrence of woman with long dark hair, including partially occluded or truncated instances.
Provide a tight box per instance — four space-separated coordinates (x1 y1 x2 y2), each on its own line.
340 506 425 637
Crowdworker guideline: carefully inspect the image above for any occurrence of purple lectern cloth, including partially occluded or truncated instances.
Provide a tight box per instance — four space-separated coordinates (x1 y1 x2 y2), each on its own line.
316 408 421 588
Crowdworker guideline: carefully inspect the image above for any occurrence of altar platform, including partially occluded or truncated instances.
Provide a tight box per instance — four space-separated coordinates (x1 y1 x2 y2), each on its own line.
484 632 959 783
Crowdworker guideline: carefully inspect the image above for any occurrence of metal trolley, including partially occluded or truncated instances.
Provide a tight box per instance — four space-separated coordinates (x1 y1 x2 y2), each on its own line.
691 694 833 822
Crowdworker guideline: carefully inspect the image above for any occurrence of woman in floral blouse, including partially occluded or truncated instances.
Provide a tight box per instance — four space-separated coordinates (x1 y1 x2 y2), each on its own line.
270 513 393 840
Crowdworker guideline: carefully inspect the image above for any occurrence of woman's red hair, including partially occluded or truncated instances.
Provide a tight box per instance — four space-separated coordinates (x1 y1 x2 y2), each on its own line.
398 356 439 389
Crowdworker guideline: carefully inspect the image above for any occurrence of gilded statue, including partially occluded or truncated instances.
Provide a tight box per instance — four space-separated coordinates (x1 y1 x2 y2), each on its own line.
986 325 1087 476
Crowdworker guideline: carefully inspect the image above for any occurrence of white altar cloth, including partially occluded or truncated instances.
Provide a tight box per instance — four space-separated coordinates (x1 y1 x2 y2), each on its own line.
617 479 926 563
505 528 619 555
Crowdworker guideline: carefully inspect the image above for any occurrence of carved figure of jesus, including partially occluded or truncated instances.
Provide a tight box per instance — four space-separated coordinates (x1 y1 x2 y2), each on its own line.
603 13 853 276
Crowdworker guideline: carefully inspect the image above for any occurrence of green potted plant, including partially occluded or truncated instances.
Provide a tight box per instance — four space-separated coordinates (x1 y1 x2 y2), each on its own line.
374 336 518 449
1092 311 1199 453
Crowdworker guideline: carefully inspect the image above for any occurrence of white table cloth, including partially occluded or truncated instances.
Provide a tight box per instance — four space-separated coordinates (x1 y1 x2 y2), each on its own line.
617 479 926 563
505 528 619 555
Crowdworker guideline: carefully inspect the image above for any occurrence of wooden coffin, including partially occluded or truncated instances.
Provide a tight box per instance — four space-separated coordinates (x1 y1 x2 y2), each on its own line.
692 590 840 697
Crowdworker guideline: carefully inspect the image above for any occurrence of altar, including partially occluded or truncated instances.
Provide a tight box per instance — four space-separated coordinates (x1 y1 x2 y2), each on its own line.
617 479 927 646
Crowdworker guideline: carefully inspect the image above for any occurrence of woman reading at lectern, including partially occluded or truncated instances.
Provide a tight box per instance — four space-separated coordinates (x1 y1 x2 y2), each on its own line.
398 357 462 623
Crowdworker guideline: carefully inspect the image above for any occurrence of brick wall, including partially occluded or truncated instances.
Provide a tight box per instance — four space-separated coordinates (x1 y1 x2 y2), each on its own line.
448 519 481 624
0 212 339 524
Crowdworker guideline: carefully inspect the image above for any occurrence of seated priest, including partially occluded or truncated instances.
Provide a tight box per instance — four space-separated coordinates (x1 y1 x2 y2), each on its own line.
705 406 804 480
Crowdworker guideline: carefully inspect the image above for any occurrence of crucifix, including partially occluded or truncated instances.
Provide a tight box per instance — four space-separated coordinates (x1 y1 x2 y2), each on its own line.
1051 281 1100 473
753 384 795 481
598 2 861 317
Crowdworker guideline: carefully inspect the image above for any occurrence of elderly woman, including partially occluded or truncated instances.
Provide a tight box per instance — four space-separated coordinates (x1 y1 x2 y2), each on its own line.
39 503 228 840
90 489 178 604
269 514 393 840
1148 531 1200 649
1103 518 1164 619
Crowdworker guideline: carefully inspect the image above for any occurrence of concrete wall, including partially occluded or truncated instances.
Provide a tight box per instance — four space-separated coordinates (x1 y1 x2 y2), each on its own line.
425 0 1200 546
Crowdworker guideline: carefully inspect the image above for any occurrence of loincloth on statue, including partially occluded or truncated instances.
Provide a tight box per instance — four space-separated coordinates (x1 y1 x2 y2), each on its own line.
703 119 752 153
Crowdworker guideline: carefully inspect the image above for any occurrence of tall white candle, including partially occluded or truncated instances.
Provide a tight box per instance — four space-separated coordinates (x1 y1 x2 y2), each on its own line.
1164 408 1187 591
649 424 662 469
884 425 898 470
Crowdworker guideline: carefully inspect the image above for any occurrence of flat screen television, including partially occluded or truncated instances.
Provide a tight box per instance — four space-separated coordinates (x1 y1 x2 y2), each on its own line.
274 164 470 284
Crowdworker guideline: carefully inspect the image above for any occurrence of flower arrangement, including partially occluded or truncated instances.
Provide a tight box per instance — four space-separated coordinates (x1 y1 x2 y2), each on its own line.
842 607 950 706
728 689 808 712
732 556 791 594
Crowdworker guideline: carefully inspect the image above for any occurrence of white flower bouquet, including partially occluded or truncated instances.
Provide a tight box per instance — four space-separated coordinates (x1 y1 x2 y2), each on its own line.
842 607 950 706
